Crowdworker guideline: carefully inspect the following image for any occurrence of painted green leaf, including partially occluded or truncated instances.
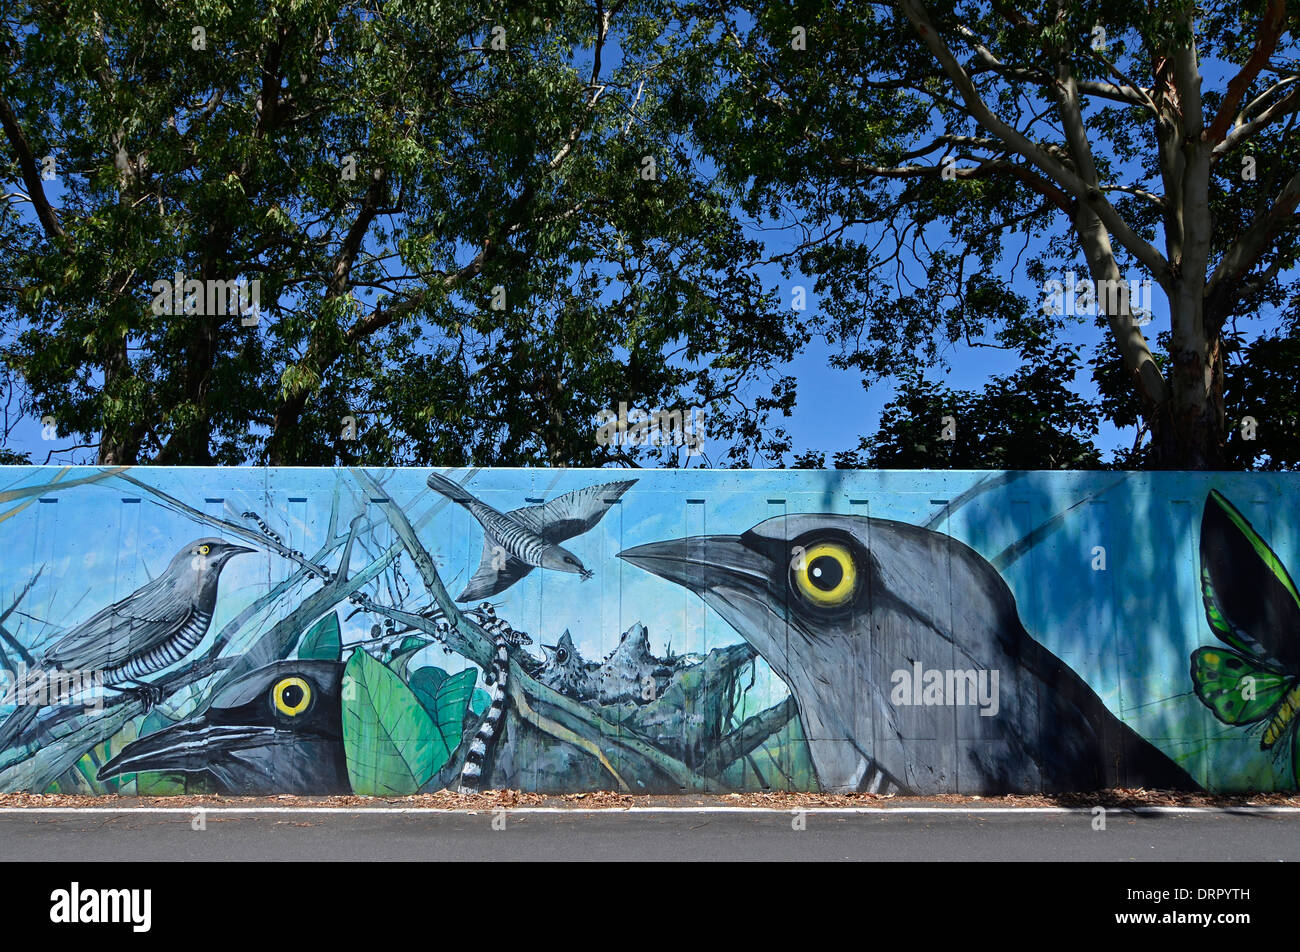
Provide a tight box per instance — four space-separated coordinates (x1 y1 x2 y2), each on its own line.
341 649 448 795
299 612 342 661
408 666 450 712
390 636 432 679
409 667 477 751
470 687 491 717
430 669 478 753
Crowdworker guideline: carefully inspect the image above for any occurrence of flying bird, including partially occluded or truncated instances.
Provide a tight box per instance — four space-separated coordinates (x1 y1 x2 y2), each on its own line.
99 659 348 795
0 538 252 751
619 513 1199 795
427 471 637 601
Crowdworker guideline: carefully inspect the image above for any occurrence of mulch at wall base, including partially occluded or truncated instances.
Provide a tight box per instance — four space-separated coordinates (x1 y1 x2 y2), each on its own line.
2 789 1299 809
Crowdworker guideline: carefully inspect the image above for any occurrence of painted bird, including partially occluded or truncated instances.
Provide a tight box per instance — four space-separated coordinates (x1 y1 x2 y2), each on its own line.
427 472 636 601
0 538 252 751
619 513 1199 795
98 659 348 794
590 622 672 705
538 630 590 698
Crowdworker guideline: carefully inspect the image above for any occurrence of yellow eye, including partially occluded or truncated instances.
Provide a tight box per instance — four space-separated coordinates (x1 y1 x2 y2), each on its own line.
790 542 858 608
273 677 312 716
197 544 211 555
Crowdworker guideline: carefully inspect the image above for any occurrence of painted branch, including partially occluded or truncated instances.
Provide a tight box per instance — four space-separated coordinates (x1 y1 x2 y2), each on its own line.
702 696 799 777
0 467 128 506
112 471 339 581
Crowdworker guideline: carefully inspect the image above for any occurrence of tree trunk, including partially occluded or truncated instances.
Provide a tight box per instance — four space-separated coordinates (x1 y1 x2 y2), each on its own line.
268 395 309 466
96 335 141 465
1149 314 1226 469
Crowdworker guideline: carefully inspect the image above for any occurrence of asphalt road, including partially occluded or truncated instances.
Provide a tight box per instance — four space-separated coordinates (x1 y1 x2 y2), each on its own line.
1 807 1298 861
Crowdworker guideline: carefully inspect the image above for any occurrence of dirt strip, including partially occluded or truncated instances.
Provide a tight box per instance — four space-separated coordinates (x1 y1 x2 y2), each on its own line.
2 788 1299 810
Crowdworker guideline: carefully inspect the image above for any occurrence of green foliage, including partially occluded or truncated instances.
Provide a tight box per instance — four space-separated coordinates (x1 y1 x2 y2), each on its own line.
408 665 450 701
298 612 341 661
340 648 448 795
387 635 431 679
1224 332 1300 470
661 0 1300 470
410 666 477 753
0 0 797 468
859 319 1103 469
7 0 1294 470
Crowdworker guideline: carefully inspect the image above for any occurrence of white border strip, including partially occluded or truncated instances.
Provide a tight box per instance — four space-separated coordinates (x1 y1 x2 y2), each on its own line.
1 805 1298 816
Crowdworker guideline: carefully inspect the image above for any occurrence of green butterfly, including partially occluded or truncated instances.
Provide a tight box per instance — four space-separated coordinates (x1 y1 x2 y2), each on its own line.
1190 490 1300 785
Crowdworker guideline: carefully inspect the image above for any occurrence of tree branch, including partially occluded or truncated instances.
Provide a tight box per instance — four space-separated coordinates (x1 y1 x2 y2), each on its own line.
0 95 64 241
896 0 1172 284
1206 0 1287 145
1205 164 1300 327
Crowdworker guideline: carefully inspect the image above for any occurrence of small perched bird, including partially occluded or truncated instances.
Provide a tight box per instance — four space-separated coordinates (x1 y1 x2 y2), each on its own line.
620 513 1199 795
590 622 672 705
0 538 252 751
537 623 677 705
538 630 590 697
99 659 348 795
427 472 636 601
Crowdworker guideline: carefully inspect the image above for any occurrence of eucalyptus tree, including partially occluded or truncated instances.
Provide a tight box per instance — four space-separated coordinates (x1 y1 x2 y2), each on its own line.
666 0 1300 468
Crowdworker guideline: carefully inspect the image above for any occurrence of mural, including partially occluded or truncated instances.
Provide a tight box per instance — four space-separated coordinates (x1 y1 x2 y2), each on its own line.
1190 490 1300 786
0 466 1295 796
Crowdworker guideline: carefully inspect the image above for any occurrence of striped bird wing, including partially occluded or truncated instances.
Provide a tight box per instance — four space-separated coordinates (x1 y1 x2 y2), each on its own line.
510 479 637 544
426 471 506 525
44 573 192 671
456 541 534 602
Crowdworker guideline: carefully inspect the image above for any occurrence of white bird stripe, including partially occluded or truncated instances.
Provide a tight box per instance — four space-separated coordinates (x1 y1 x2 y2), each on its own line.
102 610 212 683
484 512 547 565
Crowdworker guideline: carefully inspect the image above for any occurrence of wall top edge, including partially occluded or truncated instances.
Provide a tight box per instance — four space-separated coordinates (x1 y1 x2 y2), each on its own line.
1 465 1296 477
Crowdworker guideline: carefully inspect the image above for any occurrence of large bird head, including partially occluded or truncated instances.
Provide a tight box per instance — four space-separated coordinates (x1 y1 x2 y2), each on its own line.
620 515 877 685
171 538 255 577
98 660 349 795
619 513 1028 793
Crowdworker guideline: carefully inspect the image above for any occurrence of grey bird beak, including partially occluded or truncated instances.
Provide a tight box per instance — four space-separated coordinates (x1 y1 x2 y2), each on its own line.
620 531 873 793
618 533 793 692
97 721 279 780
226 545 256 555
618 535 774 594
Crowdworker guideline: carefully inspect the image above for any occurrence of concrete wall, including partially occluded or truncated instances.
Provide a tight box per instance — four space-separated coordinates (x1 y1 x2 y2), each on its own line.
0 466 1295 795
